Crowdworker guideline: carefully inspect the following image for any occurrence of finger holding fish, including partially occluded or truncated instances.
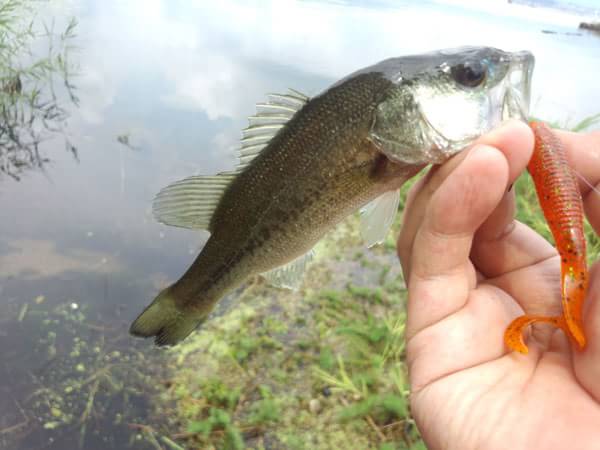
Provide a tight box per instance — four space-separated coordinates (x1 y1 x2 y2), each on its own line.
404 144 520 390
398 119 533 280
401 120 534 342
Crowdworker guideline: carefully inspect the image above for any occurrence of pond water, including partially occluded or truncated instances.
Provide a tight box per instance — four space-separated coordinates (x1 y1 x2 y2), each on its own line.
1 0 599 448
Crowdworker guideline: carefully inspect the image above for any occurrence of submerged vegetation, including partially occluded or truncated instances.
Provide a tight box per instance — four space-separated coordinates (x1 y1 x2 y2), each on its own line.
0 295 166 449
0 0 78 180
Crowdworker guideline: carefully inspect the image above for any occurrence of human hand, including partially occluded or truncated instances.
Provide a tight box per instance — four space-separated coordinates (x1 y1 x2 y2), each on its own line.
397 120 600 450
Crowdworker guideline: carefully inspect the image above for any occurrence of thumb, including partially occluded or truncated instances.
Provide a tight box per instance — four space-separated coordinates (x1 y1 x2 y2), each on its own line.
406 144 514 391
407 144 510 339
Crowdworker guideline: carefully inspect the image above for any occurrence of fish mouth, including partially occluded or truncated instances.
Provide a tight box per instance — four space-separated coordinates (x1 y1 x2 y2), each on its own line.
419 49 535 161
369 48 536 166
502 51 534 121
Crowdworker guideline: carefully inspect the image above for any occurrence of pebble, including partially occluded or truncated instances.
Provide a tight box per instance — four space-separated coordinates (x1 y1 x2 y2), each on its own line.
308 398 322 414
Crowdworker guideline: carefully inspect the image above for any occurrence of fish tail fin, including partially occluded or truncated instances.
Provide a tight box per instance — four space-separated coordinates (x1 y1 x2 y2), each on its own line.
130 287 205 346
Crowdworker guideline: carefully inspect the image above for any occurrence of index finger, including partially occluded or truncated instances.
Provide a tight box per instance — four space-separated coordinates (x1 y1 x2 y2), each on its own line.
398 120 534 280
404 145 516 392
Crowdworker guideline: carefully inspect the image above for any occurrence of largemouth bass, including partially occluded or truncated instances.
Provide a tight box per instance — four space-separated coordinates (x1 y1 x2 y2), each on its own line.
131 47 534 346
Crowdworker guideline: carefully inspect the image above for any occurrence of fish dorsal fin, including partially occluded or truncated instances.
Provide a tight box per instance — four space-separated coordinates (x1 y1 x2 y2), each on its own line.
359 189 400 248
152 90 308 230
152 172 236 230
261 249 314 291
237 89 308 171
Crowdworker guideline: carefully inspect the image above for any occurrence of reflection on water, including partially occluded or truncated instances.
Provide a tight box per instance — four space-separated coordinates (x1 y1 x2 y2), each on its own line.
1 0 599 448
0 1 78 180
0 239 122 279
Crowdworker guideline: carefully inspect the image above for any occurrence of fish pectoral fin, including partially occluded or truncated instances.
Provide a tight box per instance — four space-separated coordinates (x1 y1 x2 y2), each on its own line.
261 249 314 291
359 189 400 248
152 172 236 231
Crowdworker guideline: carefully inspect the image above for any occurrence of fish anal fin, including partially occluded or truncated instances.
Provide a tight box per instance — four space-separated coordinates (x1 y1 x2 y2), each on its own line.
261 249 314 291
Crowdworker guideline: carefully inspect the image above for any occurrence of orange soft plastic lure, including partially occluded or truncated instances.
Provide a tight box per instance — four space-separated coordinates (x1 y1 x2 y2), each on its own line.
504 121 588 354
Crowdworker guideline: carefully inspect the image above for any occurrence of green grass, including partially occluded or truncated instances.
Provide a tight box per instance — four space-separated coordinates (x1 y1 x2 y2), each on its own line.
147 211 421 449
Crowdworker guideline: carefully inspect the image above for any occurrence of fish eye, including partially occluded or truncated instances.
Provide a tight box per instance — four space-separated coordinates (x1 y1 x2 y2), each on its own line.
450 60 487 88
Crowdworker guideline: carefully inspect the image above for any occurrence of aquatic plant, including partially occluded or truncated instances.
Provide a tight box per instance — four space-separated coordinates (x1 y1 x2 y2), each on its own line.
0 297 167 449
0 0 78 180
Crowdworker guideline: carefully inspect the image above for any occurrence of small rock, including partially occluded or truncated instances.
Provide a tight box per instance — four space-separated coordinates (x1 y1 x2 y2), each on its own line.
580 22 600 32
308 398 322 414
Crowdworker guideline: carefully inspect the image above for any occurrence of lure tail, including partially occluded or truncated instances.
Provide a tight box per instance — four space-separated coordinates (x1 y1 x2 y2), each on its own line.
504 315 570 355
